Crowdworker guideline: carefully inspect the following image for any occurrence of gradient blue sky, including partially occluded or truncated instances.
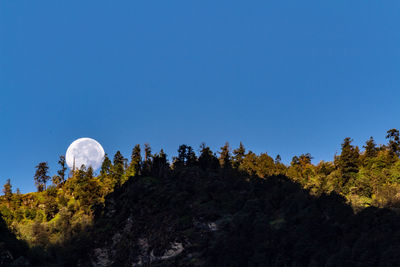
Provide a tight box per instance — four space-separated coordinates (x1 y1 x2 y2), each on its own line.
1 1 400 193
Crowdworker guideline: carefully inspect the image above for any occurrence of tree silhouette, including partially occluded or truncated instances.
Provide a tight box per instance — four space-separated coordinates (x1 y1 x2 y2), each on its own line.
2 179 12 203
198 143 219 170
142 143 152 175
57 155 67 184
364 136 378 158
219 142 231 169
128 144 142 177
233 142 246 169
113 151 125 186
335 138 360 193
34 162 50 192
386 128 400 157
100 154 112 180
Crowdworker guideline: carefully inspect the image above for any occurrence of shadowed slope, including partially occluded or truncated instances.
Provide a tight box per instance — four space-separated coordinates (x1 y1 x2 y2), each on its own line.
0 215 28 266
77 170 400 267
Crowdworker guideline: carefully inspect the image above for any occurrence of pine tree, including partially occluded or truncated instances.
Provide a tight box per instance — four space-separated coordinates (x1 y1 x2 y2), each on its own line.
128 144 142 177
198 143 218 170
100 154 112 180
174 144 197 168
57 155 67 183
219 142 231 169
275 155 282 164
233 142 246 169
2 179 12 203
143 143 152 175
14 188 22 207
152 149 169 177
87 166 94 179
112 151 125 186
336 138 360 192
186 146 197 167
386 129 400 157
364 137 378 159
174 144 188 168
34 162 50 192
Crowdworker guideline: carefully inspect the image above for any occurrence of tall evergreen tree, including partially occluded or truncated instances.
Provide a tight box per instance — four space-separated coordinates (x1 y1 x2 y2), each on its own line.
233 142 246 169
386 129 400 157
364 137 378 159
336 138 360 191
2 179 12 203
142 143 153 175
198 143 218 170
174 144 197 168
186 146 197 167
175 144 188 168
57 155 67 183
129 144 142 176
100 154 112 180
34 162 50 192
14 188 22 207
219 142 231 169
112 151 125 186
152 149 169 177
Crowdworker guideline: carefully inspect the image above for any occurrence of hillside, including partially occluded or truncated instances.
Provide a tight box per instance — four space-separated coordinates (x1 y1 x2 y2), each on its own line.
3 136 400 266
78 172 400 266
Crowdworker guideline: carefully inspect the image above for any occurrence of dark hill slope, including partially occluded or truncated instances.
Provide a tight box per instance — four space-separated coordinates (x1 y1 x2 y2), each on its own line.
80 171 400 267
0 215 28 266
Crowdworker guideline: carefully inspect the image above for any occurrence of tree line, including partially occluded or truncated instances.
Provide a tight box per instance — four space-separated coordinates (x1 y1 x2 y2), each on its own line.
2 129 400 250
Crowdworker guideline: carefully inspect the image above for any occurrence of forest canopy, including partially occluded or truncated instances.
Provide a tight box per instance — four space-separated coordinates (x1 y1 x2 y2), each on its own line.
2 129 400 265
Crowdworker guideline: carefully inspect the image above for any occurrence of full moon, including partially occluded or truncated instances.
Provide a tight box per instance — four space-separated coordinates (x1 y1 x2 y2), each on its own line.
66 138 105 171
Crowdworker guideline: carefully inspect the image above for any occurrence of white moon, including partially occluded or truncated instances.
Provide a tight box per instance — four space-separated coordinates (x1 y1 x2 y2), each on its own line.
66 138 105 171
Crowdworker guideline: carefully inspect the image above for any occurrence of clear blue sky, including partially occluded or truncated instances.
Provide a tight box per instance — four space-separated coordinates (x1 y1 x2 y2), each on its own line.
1 1 400 193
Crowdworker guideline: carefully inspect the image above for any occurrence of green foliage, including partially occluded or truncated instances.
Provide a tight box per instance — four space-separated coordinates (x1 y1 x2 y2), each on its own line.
57 155 67 184
127 144 141 177
3 130 400 265
219 142 231 169
34 162 50 192
2 179 12 203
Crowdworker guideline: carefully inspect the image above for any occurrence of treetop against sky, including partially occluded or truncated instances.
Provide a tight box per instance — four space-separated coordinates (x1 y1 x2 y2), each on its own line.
1 1 400 192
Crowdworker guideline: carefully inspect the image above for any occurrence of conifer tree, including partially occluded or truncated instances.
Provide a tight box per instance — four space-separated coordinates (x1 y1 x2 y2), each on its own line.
113 151 125 186
100 154 112 180
57 155 67 183
14 188 22 207
143 143 153 175
128 144 142 176
198 143 218 170
219 142 231 169
336 138 360 191
2 179 12 203
152 149 169 177
386 129 400 157
87 166 94 179
233 142 246 169
364 137 378 159
174 144 197 168
175 144 188 168
275 155 282 164
186 146 197 167
34 162 50 192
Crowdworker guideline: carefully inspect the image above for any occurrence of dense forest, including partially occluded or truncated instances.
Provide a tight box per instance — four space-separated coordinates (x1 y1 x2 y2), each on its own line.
2 129 400 266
